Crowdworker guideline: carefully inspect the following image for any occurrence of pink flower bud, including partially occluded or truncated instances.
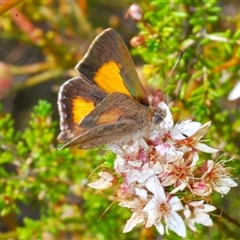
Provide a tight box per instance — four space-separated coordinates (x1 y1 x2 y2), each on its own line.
125 3 143 22
130 36 145 47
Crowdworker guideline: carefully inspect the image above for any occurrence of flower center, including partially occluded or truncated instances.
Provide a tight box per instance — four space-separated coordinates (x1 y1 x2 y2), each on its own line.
159 202 170 214
174 165 186 179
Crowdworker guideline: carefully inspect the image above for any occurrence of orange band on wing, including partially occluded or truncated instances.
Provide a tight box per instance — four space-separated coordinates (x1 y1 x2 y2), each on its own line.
73 97 94 124
96 107 123 125
94 61 131 96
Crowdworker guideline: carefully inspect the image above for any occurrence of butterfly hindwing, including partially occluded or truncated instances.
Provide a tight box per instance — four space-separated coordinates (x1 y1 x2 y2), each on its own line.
58 76 107 143
62 93 150 149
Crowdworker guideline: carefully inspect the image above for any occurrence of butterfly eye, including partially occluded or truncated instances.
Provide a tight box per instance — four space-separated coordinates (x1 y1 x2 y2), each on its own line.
152 107 167 124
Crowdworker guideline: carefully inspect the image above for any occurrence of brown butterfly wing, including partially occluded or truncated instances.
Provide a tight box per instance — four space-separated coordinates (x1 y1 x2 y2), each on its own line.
60 93 151 149
58 76 107 144
75 28 149 106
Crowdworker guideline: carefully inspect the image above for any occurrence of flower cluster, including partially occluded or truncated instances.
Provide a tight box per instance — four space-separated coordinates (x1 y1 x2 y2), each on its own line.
88 101 237 237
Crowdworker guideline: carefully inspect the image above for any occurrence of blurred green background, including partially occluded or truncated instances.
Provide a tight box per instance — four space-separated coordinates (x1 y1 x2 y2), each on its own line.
1 1 240 239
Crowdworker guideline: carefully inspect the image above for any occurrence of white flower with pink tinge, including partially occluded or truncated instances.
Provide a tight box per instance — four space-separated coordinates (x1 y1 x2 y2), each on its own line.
88 172 115 190
171 121 219 154
183 200 216 232
143 176 186 237
199 159 238 196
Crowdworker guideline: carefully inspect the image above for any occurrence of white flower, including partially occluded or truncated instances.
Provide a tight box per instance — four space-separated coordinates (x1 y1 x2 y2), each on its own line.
159 156 195 194
143 176 186 237
183 200 216 232
203 160 238 196
119 197 147 233
126 168 155 185
171 121 219 154
88 172 114 190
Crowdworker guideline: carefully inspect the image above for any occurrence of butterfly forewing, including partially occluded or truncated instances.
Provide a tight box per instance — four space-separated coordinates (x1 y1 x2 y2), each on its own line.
75 28 149 106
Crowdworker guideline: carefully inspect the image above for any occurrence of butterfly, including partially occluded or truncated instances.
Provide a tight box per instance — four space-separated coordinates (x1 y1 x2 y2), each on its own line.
58 28 166 149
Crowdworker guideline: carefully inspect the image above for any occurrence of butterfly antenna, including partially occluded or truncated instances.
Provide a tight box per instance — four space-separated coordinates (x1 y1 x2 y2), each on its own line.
162 51 184 92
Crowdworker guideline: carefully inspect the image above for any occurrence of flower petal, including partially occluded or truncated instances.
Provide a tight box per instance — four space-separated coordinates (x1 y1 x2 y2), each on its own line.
168 196 183 211
193 212 213 226
171 121 201 140
88 172 114 190
165 211 186 237
155 222 165 235
123 211 145 233
194 143 219 153
145 176 166 201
